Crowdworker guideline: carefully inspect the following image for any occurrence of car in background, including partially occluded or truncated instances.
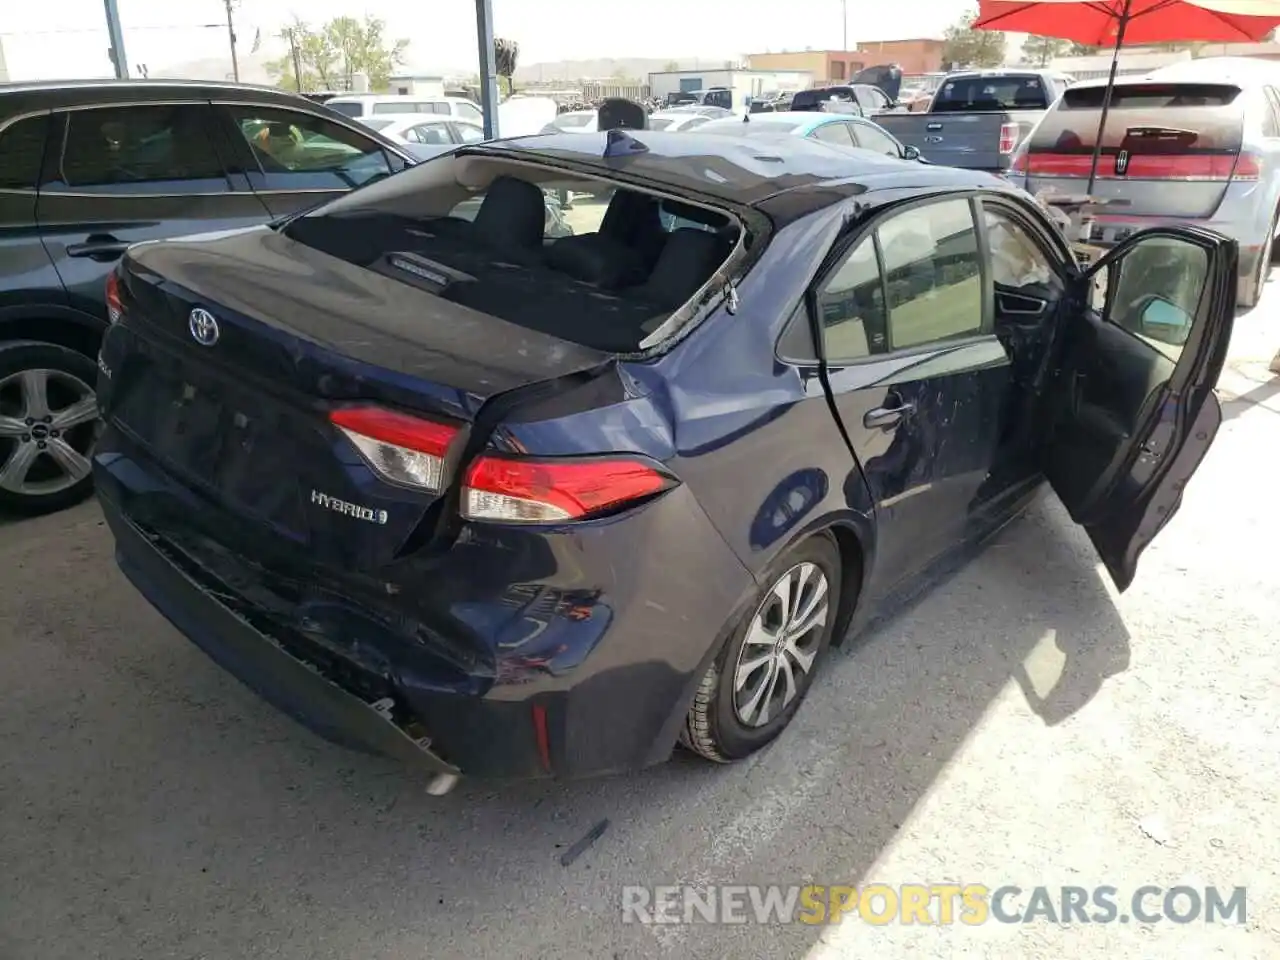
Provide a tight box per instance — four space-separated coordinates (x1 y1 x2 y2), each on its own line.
359 113 487 147
697 111 925 162
1007 57 1280 307
543 109 599 134
95 129 1236 790
325 93 485 125
647 106 732 132
0 80 420 515
875 69 1072 173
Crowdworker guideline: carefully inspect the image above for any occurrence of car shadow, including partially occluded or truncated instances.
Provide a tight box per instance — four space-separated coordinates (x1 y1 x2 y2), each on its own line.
0 495 1133 958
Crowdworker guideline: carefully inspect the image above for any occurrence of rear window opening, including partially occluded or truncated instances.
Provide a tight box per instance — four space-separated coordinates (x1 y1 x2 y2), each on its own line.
282 154 745 354
933 75 1050 112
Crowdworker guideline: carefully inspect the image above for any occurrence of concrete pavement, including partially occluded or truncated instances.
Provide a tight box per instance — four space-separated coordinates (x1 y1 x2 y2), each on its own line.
1 282 1277 959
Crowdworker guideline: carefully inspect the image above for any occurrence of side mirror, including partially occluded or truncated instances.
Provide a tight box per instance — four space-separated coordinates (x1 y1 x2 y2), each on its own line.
902 144 922 161
1139 295 1193 347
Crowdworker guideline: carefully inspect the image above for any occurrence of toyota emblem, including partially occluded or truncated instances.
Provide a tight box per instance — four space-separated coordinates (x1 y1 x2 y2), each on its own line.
188 307 220 346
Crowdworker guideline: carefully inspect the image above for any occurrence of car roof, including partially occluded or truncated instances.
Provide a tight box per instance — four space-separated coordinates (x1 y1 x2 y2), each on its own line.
367 113 453 124
699 111 862 133
328 93 465 103
0 78 318 115
469 129 1001 222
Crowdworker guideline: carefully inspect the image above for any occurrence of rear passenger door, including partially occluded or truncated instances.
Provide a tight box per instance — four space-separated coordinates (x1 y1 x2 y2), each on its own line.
211 103 405 218
809 195 1014 592
35 102 273 322
0 113 65 318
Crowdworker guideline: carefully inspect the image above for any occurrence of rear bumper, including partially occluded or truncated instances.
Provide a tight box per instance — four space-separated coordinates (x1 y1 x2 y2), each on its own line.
103 490 461 780
95 433 756 781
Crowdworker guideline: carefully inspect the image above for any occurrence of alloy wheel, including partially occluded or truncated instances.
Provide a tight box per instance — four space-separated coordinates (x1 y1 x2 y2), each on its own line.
732 561 831 728
0 368 99 498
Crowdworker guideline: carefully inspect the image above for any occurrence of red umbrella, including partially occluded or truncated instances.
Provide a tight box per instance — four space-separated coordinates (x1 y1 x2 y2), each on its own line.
973 0 1280 192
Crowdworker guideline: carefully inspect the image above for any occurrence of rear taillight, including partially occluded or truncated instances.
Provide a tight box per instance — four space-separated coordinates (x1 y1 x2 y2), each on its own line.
461 455 673 524
329 406 459 492
1233 151 1261 180
998 122 1019 155
105 272 124 324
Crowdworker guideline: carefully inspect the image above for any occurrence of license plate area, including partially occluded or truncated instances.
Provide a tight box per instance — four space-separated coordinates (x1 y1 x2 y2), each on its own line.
115 355 310 541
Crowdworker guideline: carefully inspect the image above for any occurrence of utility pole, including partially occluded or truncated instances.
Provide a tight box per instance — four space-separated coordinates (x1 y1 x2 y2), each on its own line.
842 0 848 52
287 28 303 91
103 0 130 79
223 0 239 83
475 0 500 138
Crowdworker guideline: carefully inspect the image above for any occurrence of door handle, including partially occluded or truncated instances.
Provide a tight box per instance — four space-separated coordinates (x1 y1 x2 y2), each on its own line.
863 400 915 430
66 235 131 260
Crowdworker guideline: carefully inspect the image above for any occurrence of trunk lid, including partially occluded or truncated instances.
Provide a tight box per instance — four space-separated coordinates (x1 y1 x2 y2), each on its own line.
102 225 612 568
875 111 1024 170
1019 81 1246 219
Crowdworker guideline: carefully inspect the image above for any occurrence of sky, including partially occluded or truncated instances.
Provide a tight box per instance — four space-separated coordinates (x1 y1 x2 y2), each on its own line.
0 0 981 81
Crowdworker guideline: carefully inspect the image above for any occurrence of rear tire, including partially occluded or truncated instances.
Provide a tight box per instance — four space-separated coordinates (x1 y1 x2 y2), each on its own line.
681 533 842 763
0 341 100 516
1242 210 1278 309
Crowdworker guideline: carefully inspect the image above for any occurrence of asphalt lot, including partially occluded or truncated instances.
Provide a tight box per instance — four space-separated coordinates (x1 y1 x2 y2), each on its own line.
2 279 1279 959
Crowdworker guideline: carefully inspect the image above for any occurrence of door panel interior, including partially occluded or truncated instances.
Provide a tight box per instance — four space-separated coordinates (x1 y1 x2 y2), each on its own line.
1041 314 1174 512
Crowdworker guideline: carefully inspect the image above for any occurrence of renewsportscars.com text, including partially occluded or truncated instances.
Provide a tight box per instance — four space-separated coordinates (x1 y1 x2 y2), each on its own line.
621 884 1247 926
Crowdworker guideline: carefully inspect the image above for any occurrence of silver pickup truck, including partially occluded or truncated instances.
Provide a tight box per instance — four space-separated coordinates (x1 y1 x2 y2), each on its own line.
874 69 1074 173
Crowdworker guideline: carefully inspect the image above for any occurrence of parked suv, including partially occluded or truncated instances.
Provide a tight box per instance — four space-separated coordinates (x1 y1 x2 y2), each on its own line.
0 80 418 515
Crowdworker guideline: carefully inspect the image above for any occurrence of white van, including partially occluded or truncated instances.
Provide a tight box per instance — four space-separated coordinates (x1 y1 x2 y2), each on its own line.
325 94 484 124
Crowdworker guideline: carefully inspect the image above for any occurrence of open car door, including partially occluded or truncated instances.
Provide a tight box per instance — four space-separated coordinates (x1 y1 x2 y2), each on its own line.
1039 227 1237 591
852 64 903 103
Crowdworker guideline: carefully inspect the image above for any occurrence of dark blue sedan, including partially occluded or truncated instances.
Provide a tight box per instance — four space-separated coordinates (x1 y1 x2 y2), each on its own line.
93 130 1235 792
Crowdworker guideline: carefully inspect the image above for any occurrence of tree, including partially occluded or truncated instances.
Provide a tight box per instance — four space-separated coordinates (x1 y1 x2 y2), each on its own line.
941 9 1007 68
663 60 680 71
1022 35 1067 66
495 38 519 96
267 15 407 92
1067 41 1100 55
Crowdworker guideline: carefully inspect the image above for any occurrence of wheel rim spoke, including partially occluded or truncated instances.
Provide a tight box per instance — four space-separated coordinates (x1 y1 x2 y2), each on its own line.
51 396 98 430
0 415 25 439
743 616 779 648
776 650 798 708
46 438 92 483
19 370 51 421
0 442 40 493
756 660 782 726
738 659 776 726
788 574 829 638
735 651 774 690
784 636 818 675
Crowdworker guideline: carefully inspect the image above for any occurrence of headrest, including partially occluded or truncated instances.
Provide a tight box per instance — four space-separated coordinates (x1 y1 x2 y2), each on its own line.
473 176 546 249
642 228 728 307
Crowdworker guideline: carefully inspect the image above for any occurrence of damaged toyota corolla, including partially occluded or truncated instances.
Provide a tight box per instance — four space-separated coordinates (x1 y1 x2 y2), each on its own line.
94 130 1235 793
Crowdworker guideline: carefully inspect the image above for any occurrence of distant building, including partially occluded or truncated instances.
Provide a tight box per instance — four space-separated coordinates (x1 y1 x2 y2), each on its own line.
647 68 814 108
0 36 8 82
749 40 945 84
1048 49 1191 81
387 73 446 97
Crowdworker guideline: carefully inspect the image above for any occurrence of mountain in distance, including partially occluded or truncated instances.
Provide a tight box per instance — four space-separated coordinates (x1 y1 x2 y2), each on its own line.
514 57 737 83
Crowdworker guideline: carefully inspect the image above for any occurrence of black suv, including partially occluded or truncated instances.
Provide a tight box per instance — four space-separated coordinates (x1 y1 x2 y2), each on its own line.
0 80 416 515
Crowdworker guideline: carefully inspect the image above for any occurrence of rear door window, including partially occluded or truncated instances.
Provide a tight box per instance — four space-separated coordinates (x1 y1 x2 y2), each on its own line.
455 102 483 123
226 105 393 190
51 104 228 193
0 115 50 190
812 122 857 147
851 123 901 156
